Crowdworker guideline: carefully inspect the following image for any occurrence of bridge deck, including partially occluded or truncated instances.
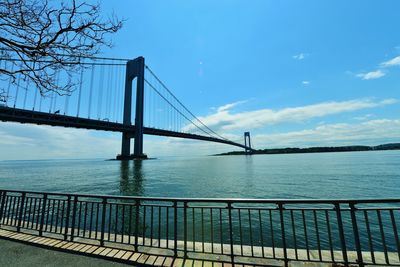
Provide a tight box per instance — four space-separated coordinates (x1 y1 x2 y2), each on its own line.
0 106 249 150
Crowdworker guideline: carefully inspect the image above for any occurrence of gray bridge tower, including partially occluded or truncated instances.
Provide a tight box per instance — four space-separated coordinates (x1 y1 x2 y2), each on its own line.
116 57 146 160
244 131 252 154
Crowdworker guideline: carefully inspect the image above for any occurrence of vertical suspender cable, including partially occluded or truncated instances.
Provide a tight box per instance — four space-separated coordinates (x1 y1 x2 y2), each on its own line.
65 78 71 115
110 65 115 121
107 63 111 120
49 90 54 113
13 74 21 108
53 70 60 112
115 65 121 122
98 63 105 119
33 83 38 111
6 62 14 106
88 64 95 119
105 64 110 119
23 76 29 110
39 87 43 111
112 62 118 122
76 65 84 117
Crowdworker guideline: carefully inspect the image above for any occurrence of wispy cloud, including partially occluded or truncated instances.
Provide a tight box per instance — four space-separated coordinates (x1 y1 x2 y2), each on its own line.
302 81 310 85
353 114 374 121
381 56 400 67
217 100 248 112
185 98 398 132
0 123 121 160
252 119 400 148
1 117 400 159
166 118 400 152
293 53 307 60
356 70 385 80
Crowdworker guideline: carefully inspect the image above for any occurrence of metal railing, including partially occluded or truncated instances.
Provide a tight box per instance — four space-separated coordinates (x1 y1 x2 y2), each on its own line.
0 189 399 266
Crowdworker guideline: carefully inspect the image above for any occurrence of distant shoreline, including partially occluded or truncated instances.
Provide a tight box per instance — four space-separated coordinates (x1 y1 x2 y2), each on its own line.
213 143 400 156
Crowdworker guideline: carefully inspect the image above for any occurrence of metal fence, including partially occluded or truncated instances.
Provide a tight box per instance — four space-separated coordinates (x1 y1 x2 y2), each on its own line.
0 189 399 266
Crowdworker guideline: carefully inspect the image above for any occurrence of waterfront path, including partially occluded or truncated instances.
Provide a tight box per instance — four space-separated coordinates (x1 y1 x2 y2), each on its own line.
0 229 268 267
1 228 398 266
0 238 129 267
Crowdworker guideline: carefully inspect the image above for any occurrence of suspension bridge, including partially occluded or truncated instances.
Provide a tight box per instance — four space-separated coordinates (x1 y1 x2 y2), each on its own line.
0 56 253 159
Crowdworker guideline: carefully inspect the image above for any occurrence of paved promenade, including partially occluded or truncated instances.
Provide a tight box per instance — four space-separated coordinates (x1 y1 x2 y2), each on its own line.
1 228 396 266
0 238 129 267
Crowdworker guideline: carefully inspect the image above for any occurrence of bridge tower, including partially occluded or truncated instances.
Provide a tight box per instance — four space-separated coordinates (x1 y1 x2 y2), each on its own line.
244 132 252 154
117 57 147 160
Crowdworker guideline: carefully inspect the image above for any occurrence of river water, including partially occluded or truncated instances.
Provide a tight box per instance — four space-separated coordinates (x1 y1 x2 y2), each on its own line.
1 150 399 252
0 150 399 199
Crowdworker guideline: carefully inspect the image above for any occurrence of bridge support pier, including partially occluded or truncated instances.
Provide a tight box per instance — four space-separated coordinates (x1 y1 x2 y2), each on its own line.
116 57 148 160
244 132 252 154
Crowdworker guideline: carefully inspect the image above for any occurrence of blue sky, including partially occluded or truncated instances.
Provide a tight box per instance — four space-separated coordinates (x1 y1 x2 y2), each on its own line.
1 0 400 159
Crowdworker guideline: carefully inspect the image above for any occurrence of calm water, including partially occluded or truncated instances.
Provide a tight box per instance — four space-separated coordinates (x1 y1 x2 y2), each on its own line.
0 150 399 199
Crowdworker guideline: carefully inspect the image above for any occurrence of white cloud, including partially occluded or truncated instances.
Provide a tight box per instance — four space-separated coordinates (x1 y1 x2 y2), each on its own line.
381 56 400 67
356 70 385 80
1 116 400 160
252 119 400 148
302 81 310 85
0 122 231 160
353 114 374 121
293 53 307 60
0 123 121 160
185 98 398 132
217 100 247 112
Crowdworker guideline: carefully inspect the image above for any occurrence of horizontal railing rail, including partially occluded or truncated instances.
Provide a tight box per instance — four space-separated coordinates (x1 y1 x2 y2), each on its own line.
0 189 399 266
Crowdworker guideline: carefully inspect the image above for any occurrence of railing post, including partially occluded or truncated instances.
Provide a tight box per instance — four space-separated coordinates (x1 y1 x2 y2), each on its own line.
17 192 26 232
350 203 363 266
173 201 178 257
134 199 140 251
228 202 234 264
0 191 6 225
39 194 48 236
64 195 71 240
70 196 78 241
335 203 348 265
183 201 188 258
100 197 107 246
278 203 288 267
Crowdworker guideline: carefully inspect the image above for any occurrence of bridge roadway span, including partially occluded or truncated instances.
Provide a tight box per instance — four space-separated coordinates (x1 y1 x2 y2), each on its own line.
0 106 249 150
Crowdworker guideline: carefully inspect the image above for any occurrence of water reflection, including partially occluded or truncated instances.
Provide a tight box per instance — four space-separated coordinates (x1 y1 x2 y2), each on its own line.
119 160 145 196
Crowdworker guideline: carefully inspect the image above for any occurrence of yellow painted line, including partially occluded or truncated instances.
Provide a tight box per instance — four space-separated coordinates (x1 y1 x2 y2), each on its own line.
72 243 86 251
136 253 150 264
146 255 158 265
163 257 174 267
3 231 19 238
10 233 25 239
154 256 166 266
77 244 92 252
172 258 184 267
129 252 142 262
85 245 99 254
60 242 74 249
67 243 81 250
30 237 45 243
38 238 53 244
20 234 38 241
41 239 56 246
54 241 68 248
106 249 120 257
113 250 128 259
121 251 134 260
99 247 113 256
92 247 107 255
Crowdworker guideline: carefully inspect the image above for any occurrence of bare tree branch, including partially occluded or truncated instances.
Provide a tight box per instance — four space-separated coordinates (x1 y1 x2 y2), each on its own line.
0 0 123 98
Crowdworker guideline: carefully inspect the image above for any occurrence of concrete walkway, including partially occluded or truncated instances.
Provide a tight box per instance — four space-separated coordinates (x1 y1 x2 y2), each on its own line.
0 238 130 267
